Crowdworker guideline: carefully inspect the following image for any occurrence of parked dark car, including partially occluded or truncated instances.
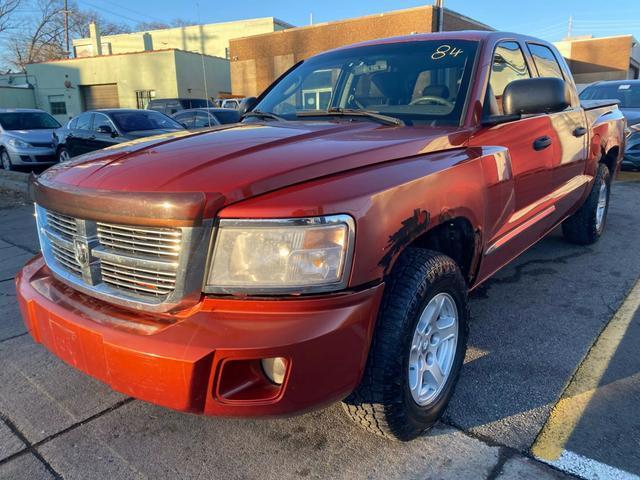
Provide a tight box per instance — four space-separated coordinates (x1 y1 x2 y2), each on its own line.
146 98 214 116
580 80 640 170
173 108 241 129
54 109 185 161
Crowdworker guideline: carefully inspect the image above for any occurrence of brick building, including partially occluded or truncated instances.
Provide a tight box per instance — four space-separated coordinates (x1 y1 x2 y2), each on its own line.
229 6 493 97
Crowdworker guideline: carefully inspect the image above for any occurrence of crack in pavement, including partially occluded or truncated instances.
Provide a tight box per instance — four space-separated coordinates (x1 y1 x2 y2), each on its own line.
0 397 135 476
0 235 37 255
0 332 27 344
472 248 593 299
0 413 62 480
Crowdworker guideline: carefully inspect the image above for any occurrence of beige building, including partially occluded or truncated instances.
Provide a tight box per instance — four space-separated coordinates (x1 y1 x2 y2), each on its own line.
554 35 640 87
0 86 36 109
229 6 493 97
26 49 230 123
73 17 292 60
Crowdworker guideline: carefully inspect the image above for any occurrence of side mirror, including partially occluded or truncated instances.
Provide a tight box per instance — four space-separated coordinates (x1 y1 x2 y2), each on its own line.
503 77 571 116
239 97 258 115
97 125 115 135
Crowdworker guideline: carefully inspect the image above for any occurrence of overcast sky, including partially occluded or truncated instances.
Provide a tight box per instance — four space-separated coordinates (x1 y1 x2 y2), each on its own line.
72 0 640 42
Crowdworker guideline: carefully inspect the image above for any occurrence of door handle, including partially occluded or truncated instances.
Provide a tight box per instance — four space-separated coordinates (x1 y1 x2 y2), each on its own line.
533 136 552 151
573 126 587 137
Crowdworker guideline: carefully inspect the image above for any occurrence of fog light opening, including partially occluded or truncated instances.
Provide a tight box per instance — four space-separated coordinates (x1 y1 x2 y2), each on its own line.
261 357 287 385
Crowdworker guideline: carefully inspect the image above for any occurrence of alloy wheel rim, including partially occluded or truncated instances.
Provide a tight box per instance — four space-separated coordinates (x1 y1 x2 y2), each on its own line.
595 181 608 232
59 150 70 162
408 292 459 407
1 152 10 170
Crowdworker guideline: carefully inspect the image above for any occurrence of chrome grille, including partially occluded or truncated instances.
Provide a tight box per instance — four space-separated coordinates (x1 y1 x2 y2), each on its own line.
100 259 176 297
49 240 82 275
97 222 181 258
46 211 77 240
36 205 211 312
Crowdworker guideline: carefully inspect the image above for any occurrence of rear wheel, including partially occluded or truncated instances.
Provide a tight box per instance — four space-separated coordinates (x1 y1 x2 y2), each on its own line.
1 150 13 171
562 163 611 245
342 248 469 441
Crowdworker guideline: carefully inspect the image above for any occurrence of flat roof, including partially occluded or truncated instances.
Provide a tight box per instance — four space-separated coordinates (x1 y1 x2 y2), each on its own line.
26 48 228 65
229 6 493 43
73 16 293 44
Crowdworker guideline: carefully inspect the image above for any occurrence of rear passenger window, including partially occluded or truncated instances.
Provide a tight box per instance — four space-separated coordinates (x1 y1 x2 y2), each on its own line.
485 41 531 115
76 113 93 130
528 44 564 80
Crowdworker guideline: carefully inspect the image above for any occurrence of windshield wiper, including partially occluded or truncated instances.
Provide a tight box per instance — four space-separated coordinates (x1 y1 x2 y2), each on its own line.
243 110 287 122
296 108 404 126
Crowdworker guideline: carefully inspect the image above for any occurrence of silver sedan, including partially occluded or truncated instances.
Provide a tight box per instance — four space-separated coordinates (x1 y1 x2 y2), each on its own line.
0 109 61 171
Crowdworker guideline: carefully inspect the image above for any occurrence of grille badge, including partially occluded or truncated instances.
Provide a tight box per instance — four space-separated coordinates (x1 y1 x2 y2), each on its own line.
73 238 90 268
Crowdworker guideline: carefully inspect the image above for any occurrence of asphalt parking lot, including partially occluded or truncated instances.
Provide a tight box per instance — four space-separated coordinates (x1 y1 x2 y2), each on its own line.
0 174 639 480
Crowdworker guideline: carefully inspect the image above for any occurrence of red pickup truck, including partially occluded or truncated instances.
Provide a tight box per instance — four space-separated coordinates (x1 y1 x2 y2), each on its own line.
17 31 624 441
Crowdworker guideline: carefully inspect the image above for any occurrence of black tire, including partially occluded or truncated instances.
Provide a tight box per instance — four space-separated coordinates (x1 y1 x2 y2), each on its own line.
342 248 469 441
58 147 71 163
562 163 611 245
1 149 13 171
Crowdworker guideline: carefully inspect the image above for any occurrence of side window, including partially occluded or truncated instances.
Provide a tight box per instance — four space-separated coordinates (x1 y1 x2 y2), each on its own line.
193 112 217 128
76 113 93 130
486 41 531 115
93 114 114 132
175 112 195 128
68 117 78 129
527 44 564 80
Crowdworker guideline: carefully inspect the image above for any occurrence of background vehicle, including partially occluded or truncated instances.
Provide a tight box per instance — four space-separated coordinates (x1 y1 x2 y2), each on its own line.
213 98 244 109
146 98 214 116
54 109 185 160
173 108 241 129
580 80 640 170
0 109 60 171
19 31 624 442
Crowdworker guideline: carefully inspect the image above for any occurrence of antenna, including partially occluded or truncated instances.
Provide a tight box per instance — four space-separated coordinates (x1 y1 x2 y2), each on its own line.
195 2 212 127
567 15 573 39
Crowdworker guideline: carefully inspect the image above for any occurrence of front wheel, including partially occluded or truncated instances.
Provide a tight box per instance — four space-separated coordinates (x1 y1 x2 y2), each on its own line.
58 148 71 163
342 248 469 441
562 163 611 245
1 150 13 171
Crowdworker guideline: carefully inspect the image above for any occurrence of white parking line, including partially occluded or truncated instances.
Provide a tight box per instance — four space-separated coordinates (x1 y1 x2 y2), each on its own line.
540 450 640 480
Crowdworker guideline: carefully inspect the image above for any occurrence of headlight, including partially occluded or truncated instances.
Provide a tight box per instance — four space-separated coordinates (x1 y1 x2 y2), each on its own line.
206 215 355 294
7 137 31 149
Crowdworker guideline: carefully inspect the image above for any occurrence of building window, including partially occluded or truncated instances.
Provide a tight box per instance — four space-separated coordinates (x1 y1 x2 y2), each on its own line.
135 90 155 109
225 47 230 59
48 95 67 115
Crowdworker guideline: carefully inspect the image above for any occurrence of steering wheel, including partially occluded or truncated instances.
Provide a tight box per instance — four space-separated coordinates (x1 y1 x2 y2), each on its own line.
409 96 455 108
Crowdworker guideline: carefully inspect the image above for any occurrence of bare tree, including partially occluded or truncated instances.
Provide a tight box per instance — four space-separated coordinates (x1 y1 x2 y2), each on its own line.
3 0 130 71
0 0 21 36
7 0 66 70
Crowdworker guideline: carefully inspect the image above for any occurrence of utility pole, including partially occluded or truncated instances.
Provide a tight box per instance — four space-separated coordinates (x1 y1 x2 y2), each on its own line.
64 0 70 57
567 15 573 39
434 0 444 32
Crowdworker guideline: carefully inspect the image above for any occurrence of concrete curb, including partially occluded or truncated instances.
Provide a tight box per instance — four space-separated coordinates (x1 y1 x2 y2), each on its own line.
0 170 30 198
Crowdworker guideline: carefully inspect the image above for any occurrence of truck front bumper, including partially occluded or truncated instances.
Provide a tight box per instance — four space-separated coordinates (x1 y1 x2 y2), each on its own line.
16 255 384 416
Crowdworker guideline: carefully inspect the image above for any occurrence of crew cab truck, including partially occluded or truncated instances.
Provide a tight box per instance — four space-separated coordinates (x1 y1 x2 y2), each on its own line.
16 31 624 441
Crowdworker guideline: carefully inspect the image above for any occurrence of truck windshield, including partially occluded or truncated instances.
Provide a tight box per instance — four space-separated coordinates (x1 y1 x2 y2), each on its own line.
580 82 640 109
254 40 479 126
0 112 61 130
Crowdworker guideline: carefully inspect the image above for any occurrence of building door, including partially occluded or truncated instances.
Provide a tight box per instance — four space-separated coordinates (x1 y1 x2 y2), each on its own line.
80 84 119 110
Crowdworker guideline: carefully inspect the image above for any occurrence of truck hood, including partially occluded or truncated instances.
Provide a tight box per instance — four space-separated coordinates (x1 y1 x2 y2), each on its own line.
38 121 468 217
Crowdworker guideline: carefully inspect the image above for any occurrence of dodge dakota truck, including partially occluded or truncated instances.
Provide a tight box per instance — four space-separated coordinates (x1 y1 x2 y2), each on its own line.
16 31 625 441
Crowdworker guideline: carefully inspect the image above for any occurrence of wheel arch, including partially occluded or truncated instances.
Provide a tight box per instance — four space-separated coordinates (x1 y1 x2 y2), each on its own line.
405 215 481 285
